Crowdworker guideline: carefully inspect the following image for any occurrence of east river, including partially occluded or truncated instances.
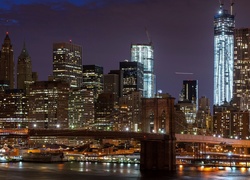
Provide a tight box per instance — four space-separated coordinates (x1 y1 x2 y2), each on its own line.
1 162 250 180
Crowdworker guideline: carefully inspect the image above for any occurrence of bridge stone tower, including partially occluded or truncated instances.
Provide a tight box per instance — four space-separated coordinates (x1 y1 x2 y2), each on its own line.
140 95 176 171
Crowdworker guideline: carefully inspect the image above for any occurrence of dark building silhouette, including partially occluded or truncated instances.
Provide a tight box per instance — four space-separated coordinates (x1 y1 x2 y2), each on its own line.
180 80 198 105
0 32 14 89
17 43 33 91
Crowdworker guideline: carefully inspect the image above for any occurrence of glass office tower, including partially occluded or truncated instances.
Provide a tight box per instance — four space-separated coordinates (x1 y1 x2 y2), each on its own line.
131 44 155 98
53 42 82 88
214 5 235 105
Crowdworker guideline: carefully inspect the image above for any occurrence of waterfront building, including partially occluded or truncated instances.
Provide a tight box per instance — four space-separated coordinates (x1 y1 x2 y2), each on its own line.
0 89 28 128
120 60 143 97
214 4 235 105
213 104 250 139
119 91 142 132
17 43 33 91
141 94 175 134
82 65 103 101
233 28 250 110
95 93 117 131
28 81 70 129
0 32 14 89
68 88 95 129
53 42 82 88
131 44 155 98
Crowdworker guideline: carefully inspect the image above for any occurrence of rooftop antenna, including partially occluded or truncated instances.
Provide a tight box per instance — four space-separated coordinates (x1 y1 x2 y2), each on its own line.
145 27 152 45
219 0 224 9
230 0 235 15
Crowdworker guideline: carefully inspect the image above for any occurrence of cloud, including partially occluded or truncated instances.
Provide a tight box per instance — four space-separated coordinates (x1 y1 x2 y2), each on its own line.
0 0 143 11
0 18 19 26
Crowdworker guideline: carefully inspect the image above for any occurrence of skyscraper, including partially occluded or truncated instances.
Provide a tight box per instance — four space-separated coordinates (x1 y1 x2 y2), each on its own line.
233 28 250 110
214 4 235 105
120 60 143 96
180 80 198 105
53 42 82 88
104 73 120 104
0 32 14 89
131 44 155 98
28 81 70 129
17 43 33 90
82 65 103 101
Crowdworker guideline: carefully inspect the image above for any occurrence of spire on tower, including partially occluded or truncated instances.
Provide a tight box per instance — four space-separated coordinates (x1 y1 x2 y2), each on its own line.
230 0 235 15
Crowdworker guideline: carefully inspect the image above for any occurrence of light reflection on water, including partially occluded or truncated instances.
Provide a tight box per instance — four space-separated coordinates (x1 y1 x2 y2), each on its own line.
1 162 250 179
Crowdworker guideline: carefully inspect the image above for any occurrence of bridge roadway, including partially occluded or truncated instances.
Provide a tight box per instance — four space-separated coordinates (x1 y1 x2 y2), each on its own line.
28 129 168 141
1 129 250 147
175 134 250 147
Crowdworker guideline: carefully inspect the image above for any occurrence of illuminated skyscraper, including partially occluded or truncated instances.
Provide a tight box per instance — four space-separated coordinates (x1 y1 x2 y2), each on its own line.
120 60 143 96
131 44 155 98
0 32 14 89
53 42 82 88
82 65 103 101
214 4 235 105
233 28 250 110
28 81 70 129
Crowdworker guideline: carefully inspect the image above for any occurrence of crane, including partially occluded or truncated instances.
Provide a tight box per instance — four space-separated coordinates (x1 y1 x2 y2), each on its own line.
145 27 152 45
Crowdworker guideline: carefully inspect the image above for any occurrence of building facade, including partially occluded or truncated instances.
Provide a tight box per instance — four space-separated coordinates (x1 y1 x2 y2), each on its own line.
0 89 28 128
28 81 70 129
180 80 198 106
233 28 250 110
0 32 14 89
104 73 120 104
214 5 235 105
82 65 103 101
213 104 250 139
120 60 143 96
196 96 212 134
131 44 155 98
53 42 82 88
119 91 143 132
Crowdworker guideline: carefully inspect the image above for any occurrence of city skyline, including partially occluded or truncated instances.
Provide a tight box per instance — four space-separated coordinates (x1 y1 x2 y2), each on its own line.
1 0 250 104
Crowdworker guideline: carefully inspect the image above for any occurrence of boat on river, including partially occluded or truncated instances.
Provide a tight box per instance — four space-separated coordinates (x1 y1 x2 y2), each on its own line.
0 154 10 163
21 152 66 162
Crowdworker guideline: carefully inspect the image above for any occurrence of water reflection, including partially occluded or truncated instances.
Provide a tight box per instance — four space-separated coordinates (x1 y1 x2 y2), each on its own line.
1 162 250 179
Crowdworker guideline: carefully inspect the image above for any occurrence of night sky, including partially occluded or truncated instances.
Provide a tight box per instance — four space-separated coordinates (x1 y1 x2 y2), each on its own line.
1 0 250 105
